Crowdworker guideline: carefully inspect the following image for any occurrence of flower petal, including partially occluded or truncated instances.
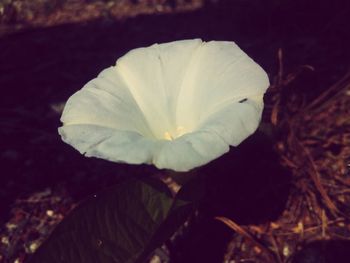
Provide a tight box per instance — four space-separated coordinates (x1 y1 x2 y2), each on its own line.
115 39 202 139
153 95 264 172
61 67 154 138
59 39 269 172
176 41 269 132
198 95 264 146
59 124 161 164
153 130 229 172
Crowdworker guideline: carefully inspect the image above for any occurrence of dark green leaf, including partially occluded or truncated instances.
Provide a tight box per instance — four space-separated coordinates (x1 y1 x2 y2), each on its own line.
29 178 193 263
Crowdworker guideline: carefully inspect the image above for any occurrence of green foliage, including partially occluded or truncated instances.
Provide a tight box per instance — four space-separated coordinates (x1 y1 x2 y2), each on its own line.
29 178 193 263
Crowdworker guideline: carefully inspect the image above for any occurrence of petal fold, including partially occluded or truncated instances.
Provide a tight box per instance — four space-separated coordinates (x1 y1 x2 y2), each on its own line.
198 96 264 147
61 67 154 138
153 130 229 172
116 39 202 139
59 125 161 165
176 41 269 132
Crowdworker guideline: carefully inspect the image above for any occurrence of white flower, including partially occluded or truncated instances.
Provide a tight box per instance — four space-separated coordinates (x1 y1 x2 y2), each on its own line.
58 39 269 172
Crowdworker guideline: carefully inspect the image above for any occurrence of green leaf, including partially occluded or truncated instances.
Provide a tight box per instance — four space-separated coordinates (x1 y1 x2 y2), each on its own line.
29 178 193 263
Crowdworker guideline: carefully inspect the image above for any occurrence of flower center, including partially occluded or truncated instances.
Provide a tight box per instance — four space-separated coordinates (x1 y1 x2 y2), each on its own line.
163 126 186 141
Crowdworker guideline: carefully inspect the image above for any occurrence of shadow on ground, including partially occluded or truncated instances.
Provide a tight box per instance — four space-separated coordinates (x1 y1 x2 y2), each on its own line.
292 240 350 263
170 131 292 262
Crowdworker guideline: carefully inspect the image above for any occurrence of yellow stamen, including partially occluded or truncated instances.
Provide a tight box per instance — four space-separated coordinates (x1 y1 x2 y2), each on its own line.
164 132 173 141
164 126 187 141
